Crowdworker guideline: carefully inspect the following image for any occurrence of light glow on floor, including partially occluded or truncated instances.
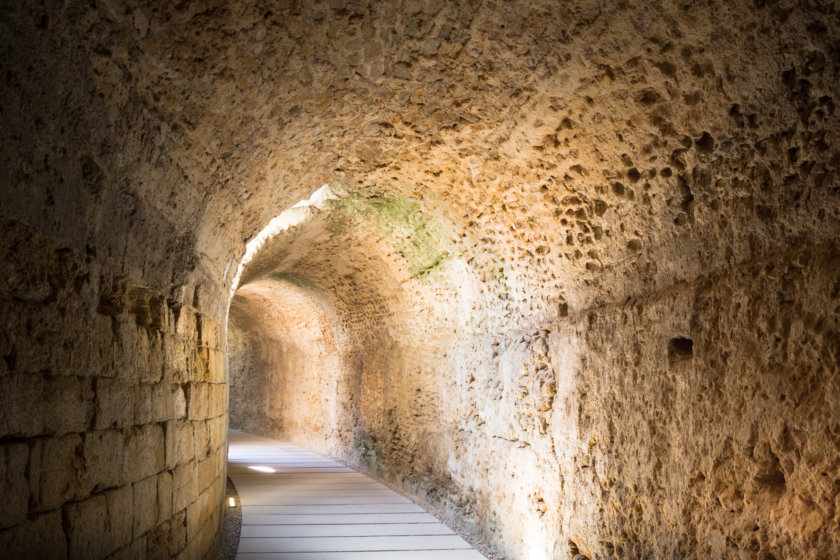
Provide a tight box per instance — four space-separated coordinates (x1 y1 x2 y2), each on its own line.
248 465 276 473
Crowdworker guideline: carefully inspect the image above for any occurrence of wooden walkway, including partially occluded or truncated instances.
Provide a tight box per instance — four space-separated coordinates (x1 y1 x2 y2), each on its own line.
228 431 486 560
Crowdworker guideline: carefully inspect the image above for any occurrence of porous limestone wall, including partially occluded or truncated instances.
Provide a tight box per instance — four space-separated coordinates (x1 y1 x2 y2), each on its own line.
227 279 346 444
219 0 840 553
439 242 840 559
228 191 840 560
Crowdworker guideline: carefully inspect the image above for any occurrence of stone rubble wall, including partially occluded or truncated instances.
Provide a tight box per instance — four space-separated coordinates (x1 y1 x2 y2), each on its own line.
0 4 230 556
0 220 227 559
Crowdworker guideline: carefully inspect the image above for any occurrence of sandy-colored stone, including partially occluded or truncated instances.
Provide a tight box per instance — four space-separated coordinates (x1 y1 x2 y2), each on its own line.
165 420 195 469
123 424 165 483
173 461 198 515
65 489 133 560
132 475 159 538
29 434 85 512
1 1 839 559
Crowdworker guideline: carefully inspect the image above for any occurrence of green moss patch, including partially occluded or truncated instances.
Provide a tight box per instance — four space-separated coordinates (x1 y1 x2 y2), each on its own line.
268 271 311 289
329 192 450 278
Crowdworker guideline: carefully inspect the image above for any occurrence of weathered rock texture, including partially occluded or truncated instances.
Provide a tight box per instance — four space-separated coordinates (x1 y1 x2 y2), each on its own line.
2 1 840 559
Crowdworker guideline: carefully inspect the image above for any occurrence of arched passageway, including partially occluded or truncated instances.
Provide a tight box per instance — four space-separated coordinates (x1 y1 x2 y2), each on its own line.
1 2 839 559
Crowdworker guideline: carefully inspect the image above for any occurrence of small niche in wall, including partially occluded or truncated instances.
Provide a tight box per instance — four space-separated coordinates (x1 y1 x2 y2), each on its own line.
668 336 694 365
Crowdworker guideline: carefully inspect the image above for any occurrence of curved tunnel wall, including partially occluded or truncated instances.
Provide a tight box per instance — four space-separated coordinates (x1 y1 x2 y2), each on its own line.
1 1 839 559
228 278 347 446
1 4 231 558
227 181 840 559
228 201 464 472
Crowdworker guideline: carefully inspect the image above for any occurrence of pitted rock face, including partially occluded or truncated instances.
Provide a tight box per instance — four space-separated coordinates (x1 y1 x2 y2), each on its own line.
1 1 839 559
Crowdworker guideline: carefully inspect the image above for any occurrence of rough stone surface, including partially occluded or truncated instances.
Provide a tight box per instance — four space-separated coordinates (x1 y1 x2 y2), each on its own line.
0 511 66 560
2 1 839 559
0 443 29 529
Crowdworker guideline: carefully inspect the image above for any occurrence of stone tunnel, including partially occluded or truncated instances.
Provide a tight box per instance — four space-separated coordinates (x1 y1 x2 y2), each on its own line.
1 1 839 558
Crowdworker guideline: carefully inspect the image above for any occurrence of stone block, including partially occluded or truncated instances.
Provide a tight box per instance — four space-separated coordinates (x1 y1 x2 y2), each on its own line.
164 422 177 470
0 442 29 529
123 424 164 482
132 475 158 538
73 315 115 378
43 376 95 435
66 493 109 559
208 349 226 383
0 510 66 559
0 374 93 436
198 486 215 526
82 429 125 494
186 496 203 544
133 384 154 425
175 308 197 341
150 384 168 422
207 383 227 417
113 321 163 383
207 415 226 453
187 512 217 560
206 477 223 522
185 486 221 558
169 509 188 556
172 461 197 514
209 318 222 351
195 314 207 348
0 374 42 436
186 383 208 421
163 336 189 383
194 347 212 382
193 421 209 459
157 470 173 526
197 314 222 350
145 520 170 559
153 383 186 422
96 378 136 429
144 332 165 383
29 433 84 512
172 384 188 419
113 320 146 381
197 450 219 493
165 420 194 469
105 486 133 554
104 536 145 560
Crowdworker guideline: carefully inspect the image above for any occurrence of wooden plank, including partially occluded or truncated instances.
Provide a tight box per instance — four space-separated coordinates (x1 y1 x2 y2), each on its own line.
241 523 456 538
240 504 427 514
237 535 474 553
241 513 442 525
236 495 415 506
235 551 488 560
